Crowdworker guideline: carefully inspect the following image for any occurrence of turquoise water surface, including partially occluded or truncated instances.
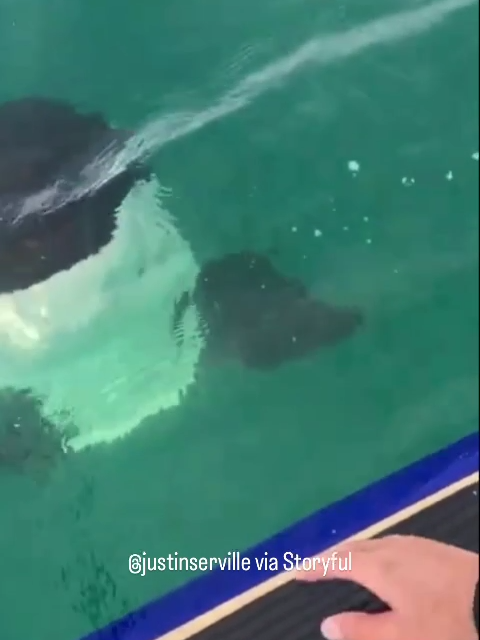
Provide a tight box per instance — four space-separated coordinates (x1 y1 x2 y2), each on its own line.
0 0 478 639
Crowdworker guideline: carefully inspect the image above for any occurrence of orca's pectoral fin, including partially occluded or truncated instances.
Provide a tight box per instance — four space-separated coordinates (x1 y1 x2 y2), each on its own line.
236 300 363 370
188 251 364 370
307 301 364 347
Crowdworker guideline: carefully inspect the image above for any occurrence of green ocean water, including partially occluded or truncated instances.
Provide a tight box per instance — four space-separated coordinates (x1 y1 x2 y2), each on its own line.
0 0 478 639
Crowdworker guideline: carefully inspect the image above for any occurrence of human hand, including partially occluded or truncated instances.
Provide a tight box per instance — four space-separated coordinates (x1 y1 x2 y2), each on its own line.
295 535 479 640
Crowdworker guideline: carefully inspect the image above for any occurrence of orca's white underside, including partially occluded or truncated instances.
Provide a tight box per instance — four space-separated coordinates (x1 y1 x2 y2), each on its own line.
0 178 204 451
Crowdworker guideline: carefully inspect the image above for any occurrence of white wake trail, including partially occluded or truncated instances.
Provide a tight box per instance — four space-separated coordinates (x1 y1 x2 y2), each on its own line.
114 0 476 166
13 0 476 221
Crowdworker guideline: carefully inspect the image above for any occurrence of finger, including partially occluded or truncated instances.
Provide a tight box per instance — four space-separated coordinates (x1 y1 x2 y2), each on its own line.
295 540 381 581
294 547 397 605
294 544 370 581
320 611 399 640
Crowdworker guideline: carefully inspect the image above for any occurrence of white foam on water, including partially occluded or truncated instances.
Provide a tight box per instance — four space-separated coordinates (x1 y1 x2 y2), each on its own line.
0 178 204 450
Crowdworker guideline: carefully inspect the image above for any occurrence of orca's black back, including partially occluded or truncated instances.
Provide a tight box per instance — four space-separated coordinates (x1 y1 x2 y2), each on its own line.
0 97 146 294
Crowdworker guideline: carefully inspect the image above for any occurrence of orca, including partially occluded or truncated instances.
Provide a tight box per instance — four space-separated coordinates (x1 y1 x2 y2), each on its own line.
175 251 363 370
0 97 147 294
0 96 363 468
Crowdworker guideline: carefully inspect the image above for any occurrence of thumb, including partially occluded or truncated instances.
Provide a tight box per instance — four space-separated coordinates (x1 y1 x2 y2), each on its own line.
320 611 398 640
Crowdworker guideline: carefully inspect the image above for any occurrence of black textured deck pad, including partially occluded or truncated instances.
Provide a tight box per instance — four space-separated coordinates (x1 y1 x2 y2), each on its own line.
190 482 479 640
